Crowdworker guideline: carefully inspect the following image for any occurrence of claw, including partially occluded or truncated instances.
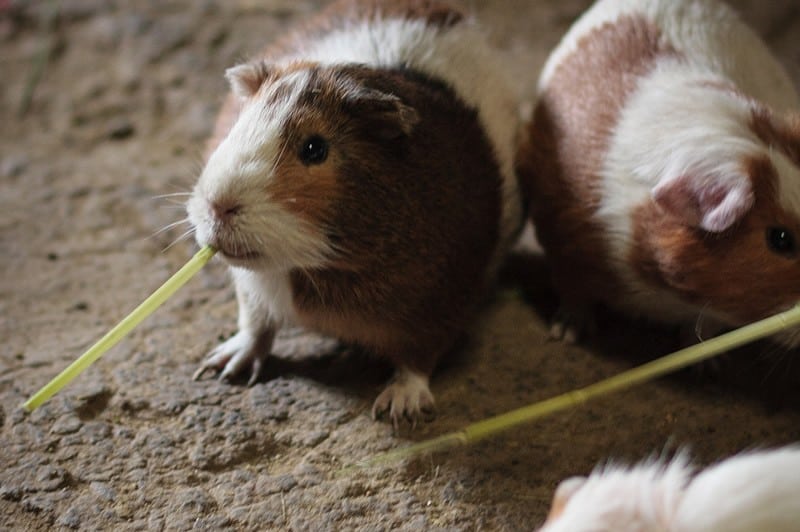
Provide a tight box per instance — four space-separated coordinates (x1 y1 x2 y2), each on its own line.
192 365 213 381
372 367 435 429
194 330 270 385
247 356 264 387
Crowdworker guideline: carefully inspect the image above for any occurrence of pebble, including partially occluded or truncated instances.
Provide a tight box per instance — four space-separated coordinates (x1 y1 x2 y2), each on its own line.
0 485 23 502
35 465 72 491
89 481 116 502
56 506 82 529
50 415 83 435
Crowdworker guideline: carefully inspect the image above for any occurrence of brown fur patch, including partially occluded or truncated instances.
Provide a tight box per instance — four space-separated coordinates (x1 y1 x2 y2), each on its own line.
281 64 501 375
631 155 800 324
750 106 800 168
517 15 677 307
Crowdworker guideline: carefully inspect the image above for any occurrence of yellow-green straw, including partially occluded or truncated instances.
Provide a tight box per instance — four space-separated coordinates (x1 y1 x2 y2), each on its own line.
352 303 800 469
22 245 216 412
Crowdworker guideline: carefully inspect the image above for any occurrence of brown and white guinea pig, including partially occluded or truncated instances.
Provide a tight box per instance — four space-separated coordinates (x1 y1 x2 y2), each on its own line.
186 0 523 425
538 446 800 532
517 0 800 343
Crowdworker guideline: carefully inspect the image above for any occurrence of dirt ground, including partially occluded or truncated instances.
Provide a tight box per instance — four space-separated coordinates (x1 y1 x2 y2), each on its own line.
2 1 800 530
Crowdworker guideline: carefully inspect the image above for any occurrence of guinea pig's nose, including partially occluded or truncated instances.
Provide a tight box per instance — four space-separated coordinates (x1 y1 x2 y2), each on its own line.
210 199 242 223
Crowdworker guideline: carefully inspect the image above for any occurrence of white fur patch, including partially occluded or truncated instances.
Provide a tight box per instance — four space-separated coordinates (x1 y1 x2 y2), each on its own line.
282 16 523 271
542 447 800 532
597 63 767 325
541 454 691 531
675 447 800 532
232 268 297 327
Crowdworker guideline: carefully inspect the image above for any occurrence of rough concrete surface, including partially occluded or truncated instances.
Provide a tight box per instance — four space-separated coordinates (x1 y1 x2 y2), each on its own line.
2 1 800 530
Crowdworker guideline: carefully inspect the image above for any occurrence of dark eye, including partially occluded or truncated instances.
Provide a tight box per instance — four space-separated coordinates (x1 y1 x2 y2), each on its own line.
766 227 796 255
299 135 328 165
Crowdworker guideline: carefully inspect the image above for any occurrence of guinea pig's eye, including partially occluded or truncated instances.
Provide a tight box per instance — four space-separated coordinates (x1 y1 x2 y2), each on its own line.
766 227 796 256
299 135 329 166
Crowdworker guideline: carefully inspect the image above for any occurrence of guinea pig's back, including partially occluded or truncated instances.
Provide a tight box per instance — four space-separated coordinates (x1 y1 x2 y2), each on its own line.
540 0 797 109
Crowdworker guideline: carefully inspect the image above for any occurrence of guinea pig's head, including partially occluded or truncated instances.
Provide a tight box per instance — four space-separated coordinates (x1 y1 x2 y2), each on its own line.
637 106 800 341
187 61 419 272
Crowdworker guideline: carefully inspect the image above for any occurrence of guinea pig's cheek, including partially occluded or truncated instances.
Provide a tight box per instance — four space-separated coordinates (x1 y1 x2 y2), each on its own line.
266 160 339 228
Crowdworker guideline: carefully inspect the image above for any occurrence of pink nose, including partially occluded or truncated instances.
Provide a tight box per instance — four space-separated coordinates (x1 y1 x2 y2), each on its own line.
210 199 242 223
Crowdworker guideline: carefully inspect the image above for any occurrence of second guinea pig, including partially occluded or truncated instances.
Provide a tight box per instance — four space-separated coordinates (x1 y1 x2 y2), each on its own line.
186 0 523 425
517 0 800 343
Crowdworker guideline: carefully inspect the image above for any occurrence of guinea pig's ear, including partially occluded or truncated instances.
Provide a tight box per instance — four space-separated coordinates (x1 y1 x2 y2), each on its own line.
545 476 586 523
346 88 420 140
652 172 754 233
225 61 273 99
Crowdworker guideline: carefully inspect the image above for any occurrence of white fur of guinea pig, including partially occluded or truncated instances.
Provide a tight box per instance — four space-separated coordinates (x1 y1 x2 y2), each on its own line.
538 446 800 532
186 0 523 425
517 0 800 343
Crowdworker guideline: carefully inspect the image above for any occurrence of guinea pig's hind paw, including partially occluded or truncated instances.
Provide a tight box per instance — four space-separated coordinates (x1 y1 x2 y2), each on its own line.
371 368 435 430
193 332 266 385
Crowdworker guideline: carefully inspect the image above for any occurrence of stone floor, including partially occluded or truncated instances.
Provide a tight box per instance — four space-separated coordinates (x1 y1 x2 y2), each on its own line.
2 1 799 529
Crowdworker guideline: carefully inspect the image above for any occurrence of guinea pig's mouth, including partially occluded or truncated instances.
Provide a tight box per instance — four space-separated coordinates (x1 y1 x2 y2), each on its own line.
215 245 262 264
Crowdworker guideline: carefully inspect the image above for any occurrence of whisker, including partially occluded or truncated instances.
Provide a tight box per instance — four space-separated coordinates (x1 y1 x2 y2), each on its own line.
693 303 713 342
753 339 788 384
162 227 196 253
149 218 190 240
152 192 193 200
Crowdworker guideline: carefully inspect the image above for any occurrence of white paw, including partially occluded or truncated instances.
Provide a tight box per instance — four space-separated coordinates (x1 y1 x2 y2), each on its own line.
193 331 268 386
372 368 435 429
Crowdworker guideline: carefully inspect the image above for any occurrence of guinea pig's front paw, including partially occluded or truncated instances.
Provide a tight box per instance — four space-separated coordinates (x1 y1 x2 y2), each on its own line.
193 330 271 386
371 368 435 429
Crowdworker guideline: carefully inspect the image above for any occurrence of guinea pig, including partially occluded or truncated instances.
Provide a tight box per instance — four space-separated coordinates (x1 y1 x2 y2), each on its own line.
186 0 523 425
539 446 800 532
516 0 800 343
